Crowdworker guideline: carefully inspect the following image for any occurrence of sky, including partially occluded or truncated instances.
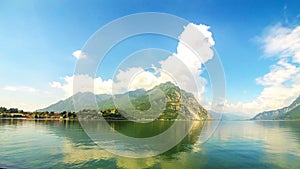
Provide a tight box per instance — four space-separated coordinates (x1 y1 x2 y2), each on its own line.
1 0 300 117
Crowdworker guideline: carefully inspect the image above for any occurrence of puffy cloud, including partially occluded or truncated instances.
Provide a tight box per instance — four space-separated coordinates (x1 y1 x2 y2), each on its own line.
159 23 215 102
177 23 215 69
94 77 113 94
113 67 145 92
111 67 174 93
3 86 38 93
51 71 173 98
51 75 113 98
110 23 215 101
51 76 73 97
72 50 87 60
53 23 216 102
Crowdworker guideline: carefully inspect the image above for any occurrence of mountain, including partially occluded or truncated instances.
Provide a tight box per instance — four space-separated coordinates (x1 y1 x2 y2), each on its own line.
208 110 249 120
222 113 249 121
38 82 208 120
252 96 300 120
38 92 111 112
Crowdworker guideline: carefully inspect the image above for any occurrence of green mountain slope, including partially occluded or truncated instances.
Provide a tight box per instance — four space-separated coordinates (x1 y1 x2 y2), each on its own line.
38 92 111 112
252 96 300 120
38 82 208 120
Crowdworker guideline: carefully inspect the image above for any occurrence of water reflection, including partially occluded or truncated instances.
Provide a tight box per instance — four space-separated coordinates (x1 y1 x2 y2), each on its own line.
78 120 204 158
211 121 300 169
54 120 206 168
1 119 300 168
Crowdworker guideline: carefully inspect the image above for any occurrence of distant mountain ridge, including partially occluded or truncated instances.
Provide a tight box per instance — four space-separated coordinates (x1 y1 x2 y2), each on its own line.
208 110 249 121
38 82 208 120
252 96 300 120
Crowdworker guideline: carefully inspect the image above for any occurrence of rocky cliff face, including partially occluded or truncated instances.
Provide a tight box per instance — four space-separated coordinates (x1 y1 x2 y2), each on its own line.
179 89 208 120
150 82 208 120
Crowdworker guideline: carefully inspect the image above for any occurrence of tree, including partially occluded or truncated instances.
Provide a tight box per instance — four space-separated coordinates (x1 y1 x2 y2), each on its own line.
0 107 7 113
8 108 18 113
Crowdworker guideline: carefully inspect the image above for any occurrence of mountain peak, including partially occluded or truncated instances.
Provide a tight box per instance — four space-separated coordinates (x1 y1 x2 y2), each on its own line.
38 81 208 120
157 81 177 88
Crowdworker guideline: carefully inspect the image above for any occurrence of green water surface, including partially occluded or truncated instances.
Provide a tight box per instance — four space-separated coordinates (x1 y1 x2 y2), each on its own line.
1 119 300 169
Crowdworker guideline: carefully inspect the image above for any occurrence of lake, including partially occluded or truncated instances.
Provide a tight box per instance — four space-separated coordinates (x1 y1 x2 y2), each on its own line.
1 119 300 169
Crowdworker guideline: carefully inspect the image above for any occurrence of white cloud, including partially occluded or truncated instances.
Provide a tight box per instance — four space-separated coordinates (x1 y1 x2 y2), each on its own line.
256 59 298 86
111 67 173 93
94 77 113 94
3 86 38 93
254 60 300 111
178 23 215 64
51 71 173 98
254 24 300 111
263 24 300 63
113 67 145 92
50 75 113 98
159 23 215 102
222 24 300 115
219 100 261 117
53 23 216 103
110 23 215 101
72 50 87 60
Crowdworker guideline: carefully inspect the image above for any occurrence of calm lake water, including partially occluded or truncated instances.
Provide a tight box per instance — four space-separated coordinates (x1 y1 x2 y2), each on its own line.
1 119 300 169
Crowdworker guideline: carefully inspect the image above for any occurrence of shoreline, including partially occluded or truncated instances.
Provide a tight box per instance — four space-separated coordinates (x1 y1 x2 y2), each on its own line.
0 117 208 122
0 117 78 121
2 117 300 122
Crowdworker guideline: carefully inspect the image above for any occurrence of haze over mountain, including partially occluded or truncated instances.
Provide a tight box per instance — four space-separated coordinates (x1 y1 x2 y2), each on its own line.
39 82 208 120
252 96 300 120
208 110 249 121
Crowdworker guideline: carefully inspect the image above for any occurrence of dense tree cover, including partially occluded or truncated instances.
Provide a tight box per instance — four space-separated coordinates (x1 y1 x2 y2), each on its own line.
0 107 19 113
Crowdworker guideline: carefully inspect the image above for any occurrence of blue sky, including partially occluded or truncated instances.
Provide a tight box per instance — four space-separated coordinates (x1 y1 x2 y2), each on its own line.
1 0 300 115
